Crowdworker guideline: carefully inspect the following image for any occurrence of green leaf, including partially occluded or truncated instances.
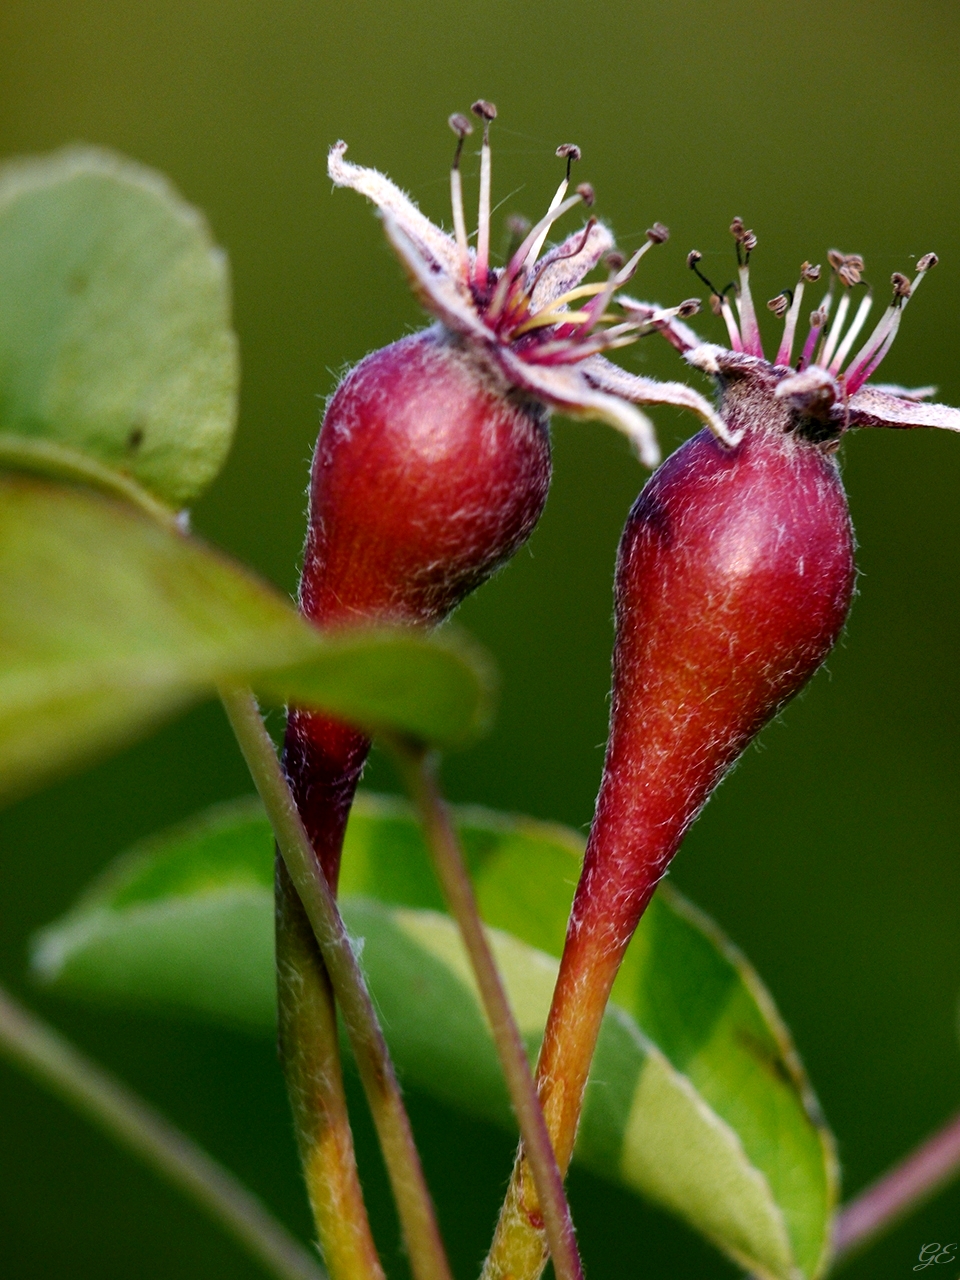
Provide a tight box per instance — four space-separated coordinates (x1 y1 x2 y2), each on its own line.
0 476 491 801
0 146 238 506
33 794 837 1279
257 627 494 750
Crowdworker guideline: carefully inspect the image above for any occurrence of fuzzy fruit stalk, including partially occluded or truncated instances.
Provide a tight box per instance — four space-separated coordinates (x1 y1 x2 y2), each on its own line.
484 225 960 1280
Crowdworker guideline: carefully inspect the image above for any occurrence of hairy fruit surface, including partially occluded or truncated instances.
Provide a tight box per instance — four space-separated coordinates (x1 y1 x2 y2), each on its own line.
285 328 550 884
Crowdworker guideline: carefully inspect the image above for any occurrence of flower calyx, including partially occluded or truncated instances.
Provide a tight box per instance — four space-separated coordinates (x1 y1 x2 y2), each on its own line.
328 107 733 467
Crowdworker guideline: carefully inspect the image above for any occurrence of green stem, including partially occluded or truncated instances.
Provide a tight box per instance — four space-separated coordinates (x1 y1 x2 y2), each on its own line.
0 982 326 1280
0 433 180 529
220 686 453 1280
276 857 385 1280
391 743 583 1280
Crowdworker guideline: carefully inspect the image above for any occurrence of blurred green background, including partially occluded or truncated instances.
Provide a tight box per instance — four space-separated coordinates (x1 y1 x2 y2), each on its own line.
2 1 960 1276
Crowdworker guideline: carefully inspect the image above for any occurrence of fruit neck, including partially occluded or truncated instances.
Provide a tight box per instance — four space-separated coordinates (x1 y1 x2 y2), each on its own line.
282 712 369 892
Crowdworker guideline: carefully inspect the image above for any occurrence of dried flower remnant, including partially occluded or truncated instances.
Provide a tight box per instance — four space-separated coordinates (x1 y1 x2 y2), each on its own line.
328 105 733 468
647 221 960 441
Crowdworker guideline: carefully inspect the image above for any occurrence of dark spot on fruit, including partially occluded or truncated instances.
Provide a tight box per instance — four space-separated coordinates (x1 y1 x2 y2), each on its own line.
127 427 145 451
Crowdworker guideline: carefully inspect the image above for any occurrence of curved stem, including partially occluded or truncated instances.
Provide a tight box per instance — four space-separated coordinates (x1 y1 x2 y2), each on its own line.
832 1110 960 1264
390 742 584 1280
220 686 453 1280
0 982 326 1280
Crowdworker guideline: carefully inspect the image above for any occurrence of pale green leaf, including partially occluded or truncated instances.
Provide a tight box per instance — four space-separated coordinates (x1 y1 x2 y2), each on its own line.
0 477 491 800
33 794 837 1279
0 146 238 506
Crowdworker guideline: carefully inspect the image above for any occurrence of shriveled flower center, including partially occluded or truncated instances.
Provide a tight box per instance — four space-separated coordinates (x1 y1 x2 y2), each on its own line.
686 218 937 396
447 103 697 368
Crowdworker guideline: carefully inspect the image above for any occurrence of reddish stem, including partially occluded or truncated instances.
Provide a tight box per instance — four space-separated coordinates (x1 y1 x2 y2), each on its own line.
833 1111 960 1262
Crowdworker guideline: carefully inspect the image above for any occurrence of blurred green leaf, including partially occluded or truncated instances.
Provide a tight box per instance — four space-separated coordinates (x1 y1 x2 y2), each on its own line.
258 627 494 750
0 476 492 801
0 146 238 506
34 794 837 1279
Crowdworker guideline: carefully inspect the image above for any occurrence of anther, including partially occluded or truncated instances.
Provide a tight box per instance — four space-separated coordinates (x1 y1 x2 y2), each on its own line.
838 261 862 288
471 100 497 122
556 143 581 181
767 293 790 318
709 295 723 316
810 307 828 328
605 252 625 272
917 252 938 272
448 114 472 177
646 222 669 244
677 298 701 318
576 182 595 207
891 272 911 299
802 262 822 283
729 218 757 268
828 251 864 288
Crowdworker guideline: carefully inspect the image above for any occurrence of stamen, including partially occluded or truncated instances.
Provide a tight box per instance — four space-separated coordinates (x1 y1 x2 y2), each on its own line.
798 300 831 372
556 143 581 182
767 292 791 320
819 289 852 368
619 296 702 353
448 113 474 268
508 280 608 335
728 219 763 356
487 186 593 323
829 290 873 374
526 217 597 288
736 263 763 358
689 250 742 351
574 251 625 334
575 231 664 334
523 144 579 269
471 99 497 290
844 254 937 393
775 263 819 368
509 307 597 336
